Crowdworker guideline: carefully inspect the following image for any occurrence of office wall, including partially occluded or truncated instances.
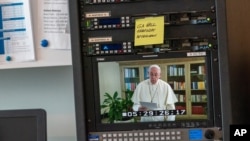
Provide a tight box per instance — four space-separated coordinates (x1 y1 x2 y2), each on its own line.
0 66 76 141
0 0 72 69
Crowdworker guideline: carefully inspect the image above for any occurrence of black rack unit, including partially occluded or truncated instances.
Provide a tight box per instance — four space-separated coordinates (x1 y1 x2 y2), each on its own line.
68 0 231 141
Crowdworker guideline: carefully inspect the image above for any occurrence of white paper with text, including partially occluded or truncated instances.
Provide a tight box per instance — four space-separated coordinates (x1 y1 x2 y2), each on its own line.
37 0 71 50
0 0 35 63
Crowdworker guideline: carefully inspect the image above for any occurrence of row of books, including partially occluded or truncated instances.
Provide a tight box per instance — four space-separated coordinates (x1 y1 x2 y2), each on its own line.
191 94 207 102
124 68 139 78
169 81 186 90
190 65 206 75
191 81 206 89
124 64 205 78
168 65 185 76
175 94 207 103
125 83 138 91
175 94 186 102
192 106 206 114
176 106 206 114
176 106 186 110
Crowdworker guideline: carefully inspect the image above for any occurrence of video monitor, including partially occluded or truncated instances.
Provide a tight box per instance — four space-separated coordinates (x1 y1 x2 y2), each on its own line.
0 109 47 141
87 52 214 131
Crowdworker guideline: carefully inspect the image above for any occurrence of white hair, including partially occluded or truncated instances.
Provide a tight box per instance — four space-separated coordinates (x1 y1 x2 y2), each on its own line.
149 64 161 73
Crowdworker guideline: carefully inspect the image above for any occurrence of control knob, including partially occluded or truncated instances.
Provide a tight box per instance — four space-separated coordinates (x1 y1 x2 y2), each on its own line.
204 129 215 139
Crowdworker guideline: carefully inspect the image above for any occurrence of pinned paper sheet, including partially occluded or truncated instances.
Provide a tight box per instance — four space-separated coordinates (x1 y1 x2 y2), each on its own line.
37 0 71 50
134 16 164 46
0 0 35 63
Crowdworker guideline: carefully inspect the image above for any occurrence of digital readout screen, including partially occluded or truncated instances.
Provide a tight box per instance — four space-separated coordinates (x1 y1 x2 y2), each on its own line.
101 44 123 51
189 129 203 140
99 18 121 25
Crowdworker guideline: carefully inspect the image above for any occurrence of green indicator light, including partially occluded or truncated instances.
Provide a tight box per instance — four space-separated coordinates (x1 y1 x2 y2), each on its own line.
86 21 91 27
209 44 212 47
207 18 211 21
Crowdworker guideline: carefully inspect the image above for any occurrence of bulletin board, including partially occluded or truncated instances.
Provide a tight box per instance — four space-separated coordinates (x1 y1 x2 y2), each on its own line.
0 0 72 69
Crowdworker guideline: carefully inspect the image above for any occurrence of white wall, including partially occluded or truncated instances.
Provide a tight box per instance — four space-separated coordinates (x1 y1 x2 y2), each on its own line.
0 66 76 141
98 62 122 103
98 62 122 115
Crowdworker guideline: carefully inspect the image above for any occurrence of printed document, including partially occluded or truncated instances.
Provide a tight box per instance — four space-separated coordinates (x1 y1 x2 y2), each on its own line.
0 0 35 63
37 0 71 50
140 101 157 110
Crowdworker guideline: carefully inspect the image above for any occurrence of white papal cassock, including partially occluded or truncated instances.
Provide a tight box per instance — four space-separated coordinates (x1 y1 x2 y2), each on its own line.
132 79 178 122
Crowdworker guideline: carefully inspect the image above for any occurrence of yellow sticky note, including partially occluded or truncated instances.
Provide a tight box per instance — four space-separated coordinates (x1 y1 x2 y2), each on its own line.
134 16 164 46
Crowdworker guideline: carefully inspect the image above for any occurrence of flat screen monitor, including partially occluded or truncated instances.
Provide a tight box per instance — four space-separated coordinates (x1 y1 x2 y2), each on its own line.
0 109 47 141
83 51 220 132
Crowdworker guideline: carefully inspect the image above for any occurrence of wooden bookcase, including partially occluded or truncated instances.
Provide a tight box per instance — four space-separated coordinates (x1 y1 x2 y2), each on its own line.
119 57 207 120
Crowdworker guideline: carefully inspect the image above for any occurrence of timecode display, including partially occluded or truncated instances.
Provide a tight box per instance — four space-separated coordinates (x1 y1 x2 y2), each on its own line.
122 110 186 117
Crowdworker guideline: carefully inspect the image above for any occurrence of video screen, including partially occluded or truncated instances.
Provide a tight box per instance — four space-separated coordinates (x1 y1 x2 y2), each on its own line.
98 56 209 124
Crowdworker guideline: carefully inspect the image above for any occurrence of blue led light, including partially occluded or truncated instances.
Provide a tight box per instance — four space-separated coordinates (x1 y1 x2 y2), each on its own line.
99 18 121 25
88 134 99 141
189 129 203 140
101 44 123 51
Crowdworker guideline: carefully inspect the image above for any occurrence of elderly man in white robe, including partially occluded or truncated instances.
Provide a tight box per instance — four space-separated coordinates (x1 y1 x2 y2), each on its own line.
132 64 178 122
